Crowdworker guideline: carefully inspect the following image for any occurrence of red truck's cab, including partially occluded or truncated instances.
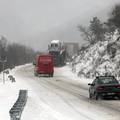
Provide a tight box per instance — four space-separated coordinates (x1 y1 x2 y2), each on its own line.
34 54 54 77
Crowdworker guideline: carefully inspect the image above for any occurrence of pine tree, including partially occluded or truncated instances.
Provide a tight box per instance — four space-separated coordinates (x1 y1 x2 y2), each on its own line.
107 4 120 32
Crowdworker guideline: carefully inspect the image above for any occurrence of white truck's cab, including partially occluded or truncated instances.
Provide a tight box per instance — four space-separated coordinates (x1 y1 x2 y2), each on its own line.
48 40 62 51
48 40 66 66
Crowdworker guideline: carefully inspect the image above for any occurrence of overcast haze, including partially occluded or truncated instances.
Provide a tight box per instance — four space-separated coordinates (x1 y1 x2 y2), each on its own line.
0 0 120 51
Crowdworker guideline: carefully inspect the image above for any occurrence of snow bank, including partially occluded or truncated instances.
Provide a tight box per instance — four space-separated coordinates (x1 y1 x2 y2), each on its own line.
0 64 31 120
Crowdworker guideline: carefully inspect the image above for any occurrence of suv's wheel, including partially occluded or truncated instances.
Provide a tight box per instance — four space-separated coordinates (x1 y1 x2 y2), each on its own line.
94 93 102 100
89 93 92 99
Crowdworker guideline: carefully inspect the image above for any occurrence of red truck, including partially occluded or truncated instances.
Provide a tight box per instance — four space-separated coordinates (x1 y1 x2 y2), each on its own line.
34 54 54 77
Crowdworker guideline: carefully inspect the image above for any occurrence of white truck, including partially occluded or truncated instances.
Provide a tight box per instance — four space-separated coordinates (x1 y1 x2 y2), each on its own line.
48 40 66 66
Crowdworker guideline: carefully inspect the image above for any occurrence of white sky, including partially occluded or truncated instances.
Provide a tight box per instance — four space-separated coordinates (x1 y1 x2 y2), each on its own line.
0 0 120 50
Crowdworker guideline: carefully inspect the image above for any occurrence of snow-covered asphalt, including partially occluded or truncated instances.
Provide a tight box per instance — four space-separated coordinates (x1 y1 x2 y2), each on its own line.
13 64 120 120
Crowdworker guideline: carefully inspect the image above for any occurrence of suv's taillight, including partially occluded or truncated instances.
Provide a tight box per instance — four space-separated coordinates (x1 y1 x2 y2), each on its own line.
116 85 120 89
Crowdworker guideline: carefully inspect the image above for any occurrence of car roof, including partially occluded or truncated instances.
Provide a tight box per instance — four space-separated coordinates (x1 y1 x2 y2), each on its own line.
96 76 115 79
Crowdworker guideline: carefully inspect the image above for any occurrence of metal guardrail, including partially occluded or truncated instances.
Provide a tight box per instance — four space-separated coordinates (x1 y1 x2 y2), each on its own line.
9 90 28 120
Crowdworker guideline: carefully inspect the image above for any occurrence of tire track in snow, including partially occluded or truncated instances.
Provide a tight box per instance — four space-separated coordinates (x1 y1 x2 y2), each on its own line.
39 78 120 118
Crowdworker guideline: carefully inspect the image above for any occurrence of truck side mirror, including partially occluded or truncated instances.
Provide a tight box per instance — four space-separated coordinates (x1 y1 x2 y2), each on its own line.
88 83 94 86
88 83 91 85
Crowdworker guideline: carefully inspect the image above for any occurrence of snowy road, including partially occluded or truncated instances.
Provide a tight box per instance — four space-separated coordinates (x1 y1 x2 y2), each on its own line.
14 64 120 120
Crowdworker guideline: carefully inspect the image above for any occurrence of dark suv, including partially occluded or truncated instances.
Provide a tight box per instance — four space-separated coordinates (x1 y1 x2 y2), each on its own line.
88 76 120 100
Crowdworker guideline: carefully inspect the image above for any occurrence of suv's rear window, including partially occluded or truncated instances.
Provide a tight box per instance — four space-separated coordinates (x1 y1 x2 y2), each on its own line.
98 77 119 84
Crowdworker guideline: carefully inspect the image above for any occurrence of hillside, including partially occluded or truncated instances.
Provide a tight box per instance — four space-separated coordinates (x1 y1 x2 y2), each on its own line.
72 30 120 78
